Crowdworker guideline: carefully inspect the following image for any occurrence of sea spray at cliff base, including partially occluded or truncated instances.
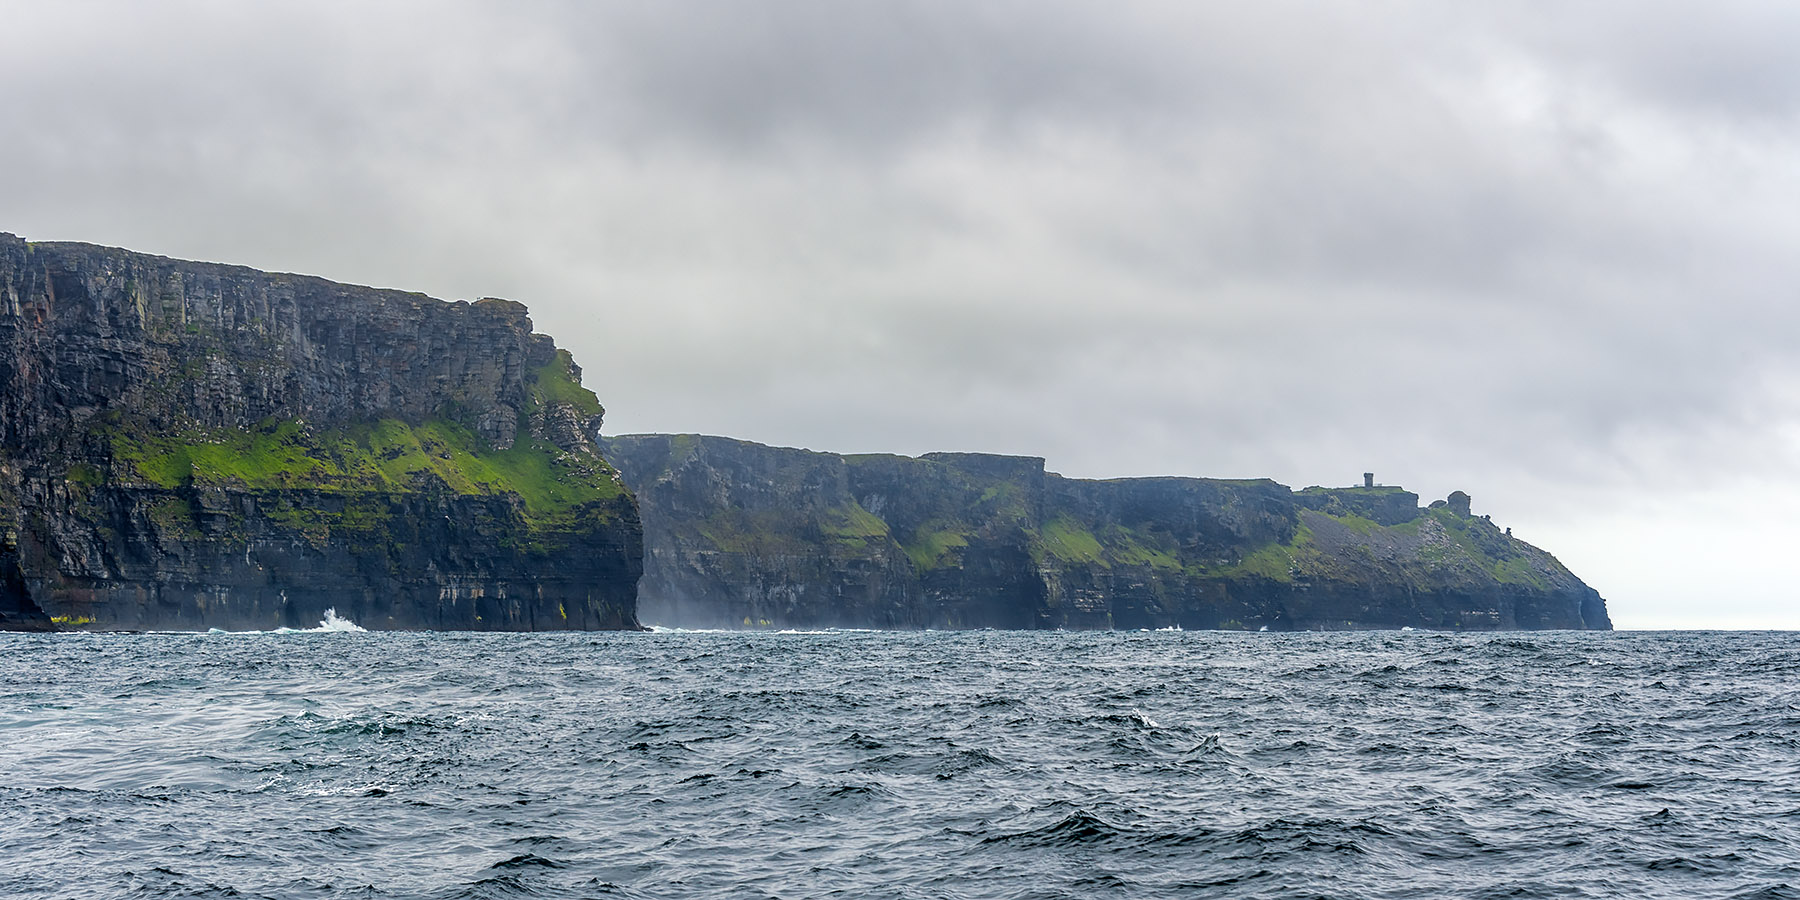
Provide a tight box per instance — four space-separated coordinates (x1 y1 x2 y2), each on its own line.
2 629 1794 899
202 608 369 635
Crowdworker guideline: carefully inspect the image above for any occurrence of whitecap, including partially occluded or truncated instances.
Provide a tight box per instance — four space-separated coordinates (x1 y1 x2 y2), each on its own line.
270 609 368 634
315 609 366 632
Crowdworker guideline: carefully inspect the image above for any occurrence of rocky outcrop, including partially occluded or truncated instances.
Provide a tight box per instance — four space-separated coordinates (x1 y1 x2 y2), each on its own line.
0 234 641 631
604 434 1611 632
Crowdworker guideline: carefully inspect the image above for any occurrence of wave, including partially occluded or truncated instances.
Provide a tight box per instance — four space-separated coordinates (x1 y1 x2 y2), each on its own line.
11 628 1798 899
643 625 883 635
203 608 368 635
301 609 366 633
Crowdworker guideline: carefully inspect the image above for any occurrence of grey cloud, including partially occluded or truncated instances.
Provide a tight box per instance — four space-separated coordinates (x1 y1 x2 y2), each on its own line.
1487 1 1800 122
5 1 1800 623
544 2 1185 149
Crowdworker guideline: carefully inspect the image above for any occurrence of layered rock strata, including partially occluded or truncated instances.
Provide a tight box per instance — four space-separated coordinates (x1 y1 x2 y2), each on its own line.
603 434 1611 632
0 234 641 631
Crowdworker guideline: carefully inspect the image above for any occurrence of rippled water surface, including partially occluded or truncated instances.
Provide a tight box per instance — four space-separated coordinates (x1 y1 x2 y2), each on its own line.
3 629 1798 899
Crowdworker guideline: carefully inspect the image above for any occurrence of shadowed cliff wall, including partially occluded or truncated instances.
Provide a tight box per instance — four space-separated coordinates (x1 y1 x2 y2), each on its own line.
0 234 641 631
605 434 1611 632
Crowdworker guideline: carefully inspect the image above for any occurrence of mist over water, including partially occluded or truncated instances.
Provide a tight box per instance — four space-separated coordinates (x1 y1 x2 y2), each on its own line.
2 629 1797 899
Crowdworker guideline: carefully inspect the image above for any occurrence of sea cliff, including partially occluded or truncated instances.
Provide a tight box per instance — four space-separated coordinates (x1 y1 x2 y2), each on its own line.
0 234 642 631
603 434 1611 631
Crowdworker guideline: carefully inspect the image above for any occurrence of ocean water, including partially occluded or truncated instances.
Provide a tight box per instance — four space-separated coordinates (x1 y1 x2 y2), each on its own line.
2 627 1797 900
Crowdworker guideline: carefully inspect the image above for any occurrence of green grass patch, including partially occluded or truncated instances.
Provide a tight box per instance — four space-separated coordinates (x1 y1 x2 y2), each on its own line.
103 414 625 531
905 527 970 570
528 349 603 417
1039 516 1105 565
1108 540 1182 570
975 481 1034 523
1205 521 1314 582
1234 543 1298 581
1491 555 1551 589
822 502 890 547
1091 524 1183 570
112 419 326 490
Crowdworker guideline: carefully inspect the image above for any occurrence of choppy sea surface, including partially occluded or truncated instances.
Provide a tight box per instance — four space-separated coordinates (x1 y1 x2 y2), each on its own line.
2 626 1798 900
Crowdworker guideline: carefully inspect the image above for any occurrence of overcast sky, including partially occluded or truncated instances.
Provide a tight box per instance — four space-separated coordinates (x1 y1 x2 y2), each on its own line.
5 1 1797 628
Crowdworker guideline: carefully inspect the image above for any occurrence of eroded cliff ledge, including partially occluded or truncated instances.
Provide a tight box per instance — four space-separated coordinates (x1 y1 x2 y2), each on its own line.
603 434 1611 632
0 234 641 631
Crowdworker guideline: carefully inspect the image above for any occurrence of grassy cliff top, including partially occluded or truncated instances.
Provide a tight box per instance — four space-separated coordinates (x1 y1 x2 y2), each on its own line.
1298 484 1415 496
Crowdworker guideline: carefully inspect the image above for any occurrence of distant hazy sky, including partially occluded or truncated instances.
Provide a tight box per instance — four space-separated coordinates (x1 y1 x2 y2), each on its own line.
5 2 1797 628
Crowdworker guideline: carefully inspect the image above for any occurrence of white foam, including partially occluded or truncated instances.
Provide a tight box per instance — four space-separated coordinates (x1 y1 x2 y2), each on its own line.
317 608 367 632
269 608 368 634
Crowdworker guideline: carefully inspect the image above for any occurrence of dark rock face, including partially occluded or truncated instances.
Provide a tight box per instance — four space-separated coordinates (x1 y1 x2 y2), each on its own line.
0 472 51 631
0 234 642 631
599 435 920 629
604 434 1612 632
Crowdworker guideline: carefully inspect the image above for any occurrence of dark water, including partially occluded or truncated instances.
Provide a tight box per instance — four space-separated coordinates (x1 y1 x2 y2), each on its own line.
3 628 1798 900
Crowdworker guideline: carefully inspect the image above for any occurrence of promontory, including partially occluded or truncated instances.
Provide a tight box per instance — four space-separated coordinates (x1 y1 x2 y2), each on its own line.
0 234 641 631
603 434 1611 632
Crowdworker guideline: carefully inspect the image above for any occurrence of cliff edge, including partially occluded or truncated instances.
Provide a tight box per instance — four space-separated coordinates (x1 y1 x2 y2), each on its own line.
0 234 641 631
604 434 1611 632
